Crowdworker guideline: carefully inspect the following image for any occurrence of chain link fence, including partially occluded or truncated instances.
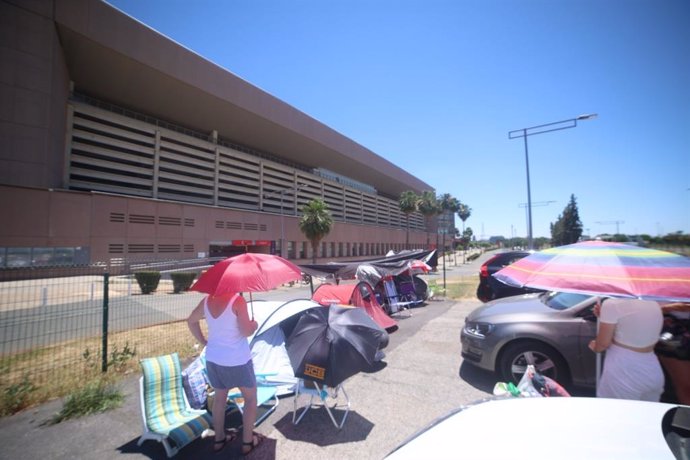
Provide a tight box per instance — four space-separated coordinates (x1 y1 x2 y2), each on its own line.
0 260 215 410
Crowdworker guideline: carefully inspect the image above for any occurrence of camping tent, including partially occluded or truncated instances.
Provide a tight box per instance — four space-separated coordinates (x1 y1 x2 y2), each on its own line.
300 249 437 281
311 281 398 332
248 299 323 395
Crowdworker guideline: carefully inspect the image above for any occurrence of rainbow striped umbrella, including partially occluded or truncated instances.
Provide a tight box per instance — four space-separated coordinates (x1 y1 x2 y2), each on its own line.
493 240 690 302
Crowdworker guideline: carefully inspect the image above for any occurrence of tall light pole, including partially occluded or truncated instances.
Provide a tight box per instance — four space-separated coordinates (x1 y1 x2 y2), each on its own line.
263 183 305 258
518 200 556 244
509 113 597 249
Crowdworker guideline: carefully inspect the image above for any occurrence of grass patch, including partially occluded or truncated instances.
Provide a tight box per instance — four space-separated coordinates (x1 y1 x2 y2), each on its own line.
0 374 36 416
49 378 123 424
428 277 478 300
0 321 205 416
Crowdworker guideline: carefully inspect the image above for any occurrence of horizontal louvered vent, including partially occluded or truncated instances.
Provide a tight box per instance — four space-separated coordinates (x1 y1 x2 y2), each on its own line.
109 212 125 223
226 222 242 229
128 244 154 253
129 214 155 224
108 243 124 254
158 217 181 226
259 224 267 231
244 223 258 231
184 244 194 252
184 218 195 227
158 244 180 253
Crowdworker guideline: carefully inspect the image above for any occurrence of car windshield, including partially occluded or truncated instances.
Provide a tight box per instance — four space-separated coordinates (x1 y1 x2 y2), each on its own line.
542 291 591 311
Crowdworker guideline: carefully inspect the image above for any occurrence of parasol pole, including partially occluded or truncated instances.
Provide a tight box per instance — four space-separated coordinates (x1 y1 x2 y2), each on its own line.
593 297 602 392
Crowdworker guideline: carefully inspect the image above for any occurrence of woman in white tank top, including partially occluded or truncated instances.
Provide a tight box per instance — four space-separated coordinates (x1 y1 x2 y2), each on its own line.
588 297 664 401
187 292 265 454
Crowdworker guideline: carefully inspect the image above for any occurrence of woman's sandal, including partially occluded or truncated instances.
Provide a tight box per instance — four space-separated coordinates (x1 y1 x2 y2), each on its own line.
213 430 237 453
241 432 265 456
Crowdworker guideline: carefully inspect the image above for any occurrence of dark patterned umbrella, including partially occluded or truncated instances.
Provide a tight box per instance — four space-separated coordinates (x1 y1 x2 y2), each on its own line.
286 305 388 387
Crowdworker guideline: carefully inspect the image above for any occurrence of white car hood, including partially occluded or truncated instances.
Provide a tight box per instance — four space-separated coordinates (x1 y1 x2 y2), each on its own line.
386 397 679 460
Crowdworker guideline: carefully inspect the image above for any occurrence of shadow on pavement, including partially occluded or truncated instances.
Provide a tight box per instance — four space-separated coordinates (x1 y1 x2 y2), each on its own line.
273 410 374 446
459 361 498 394
118 431 278 460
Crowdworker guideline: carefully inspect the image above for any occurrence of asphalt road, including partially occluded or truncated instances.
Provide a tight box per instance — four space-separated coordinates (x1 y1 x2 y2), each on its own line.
0 252 499 460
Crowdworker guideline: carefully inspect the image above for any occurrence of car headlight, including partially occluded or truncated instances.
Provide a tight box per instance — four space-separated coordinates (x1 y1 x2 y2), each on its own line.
463 321 495 338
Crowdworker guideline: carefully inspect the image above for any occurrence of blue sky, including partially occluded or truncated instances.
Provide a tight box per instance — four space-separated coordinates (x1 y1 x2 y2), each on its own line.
107 0 689 239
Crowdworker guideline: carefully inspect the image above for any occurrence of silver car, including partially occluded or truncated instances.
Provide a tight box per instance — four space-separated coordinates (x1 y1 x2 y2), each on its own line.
461 291 598 389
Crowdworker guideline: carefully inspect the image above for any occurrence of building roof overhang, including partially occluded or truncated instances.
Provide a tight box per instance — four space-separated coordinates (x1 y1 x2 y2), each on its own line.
54 0 433 198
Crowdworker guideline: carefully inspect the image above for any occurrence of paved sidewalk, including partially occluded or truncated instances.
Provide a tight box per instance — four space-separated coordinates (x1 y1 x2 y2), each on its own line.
0 299 494 460
0 252 495 460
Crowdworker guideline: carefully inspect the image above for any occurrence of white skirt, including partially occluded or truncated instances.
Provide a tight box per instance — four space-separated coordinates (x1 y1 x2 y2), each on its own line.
597 344 664 401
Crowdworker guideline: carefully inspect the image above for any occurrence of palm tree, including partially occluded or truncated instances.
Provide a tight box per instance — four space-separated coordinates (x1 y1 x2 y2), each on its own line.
438 194 460 265
399 191 418 249
299 199 333 264
417 191 439 250
439 193 460 265
457 202 472 263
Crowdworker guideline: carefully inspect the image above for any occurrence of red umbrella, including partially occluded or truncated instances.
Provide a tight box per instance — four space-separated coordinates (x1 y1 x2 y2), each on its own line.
190 253 303 318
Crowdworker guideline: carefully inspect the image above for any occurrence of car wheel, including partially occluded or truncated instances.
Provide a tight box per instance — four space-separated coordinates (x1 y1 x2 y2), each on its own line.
498 341 571 387
476 284 492 303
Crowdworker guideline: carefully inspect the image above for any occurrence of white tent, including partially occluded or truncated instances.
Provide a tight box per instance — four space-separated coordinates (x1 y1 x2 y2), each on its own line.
248 299 322 395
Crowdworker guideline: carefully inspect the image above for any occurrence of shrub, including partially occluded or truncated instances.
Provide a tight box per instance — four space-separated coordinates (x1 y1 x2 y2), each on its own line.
134 271 161 294
171 272 197 293
50 378 123 424
0 374 36 416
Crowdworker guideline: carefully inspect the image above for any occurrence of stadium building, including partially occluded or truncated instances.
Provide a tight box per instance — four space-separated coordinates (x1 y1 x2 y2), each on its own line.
0 0 437 268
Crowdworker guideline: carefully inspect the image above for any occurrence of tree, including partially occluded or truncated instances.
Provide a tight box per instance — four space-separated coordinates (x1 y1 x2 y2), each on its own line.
299 199 333 264
550 194 583 246
457 202 472 263
399 190 419 249
438 194 460 265
417 191 439 249
457 203 472 234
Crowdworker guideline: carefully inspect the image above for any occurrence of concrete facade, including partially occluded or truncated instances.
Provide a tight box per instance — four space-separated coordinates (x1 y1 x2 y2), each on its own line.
0 0 437 267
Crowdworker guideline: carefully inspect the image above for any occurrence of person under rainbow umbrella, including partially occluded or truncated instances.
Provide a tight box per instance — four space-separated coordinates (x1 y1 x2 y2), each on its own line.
493 240 690 398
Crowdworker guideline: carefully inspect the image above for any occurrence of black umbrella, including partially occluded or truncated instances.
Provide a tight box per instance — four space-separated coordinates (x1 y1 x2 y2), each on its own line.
286 305 389 387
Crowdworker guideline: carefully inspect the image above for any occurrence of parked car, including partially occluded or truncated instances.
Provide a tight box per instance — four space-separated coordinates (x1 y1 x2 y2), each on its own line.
476 250 544 302
461 291 598 389
386 396 688 459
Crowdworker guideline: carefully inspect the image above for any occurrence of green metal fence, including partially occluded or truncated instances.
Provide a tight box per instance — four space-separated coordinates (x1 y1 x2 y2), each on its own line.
0 262 209 390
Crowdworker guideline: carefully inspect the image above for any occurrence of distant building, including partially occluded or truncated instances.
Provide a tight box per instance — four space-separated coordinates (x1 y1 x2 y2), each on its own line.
1 0 436 267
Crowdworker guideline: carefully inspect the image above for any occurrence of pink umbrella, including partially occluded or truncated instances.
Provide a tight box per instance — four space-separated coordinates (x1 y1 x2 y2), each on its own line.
190 253 303 318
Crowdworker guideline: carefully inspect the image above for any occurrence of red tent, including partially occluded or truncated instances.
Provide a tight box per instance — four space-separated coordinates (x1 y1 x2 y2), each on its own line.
312 281 398 332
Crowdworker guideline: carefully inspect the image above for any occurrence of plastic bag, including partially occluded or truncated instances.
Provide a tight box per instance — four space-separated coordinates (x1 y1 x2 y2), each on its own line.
517 364 570 397
516 365 543 397
182 354 210 409
493 381 521 397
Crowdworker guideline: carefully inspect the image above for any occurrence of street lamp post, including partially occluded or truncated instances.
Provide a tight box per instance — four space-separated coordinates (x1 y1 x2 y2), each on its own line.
509 113 597 249
518 200 556 245
264 184 305 258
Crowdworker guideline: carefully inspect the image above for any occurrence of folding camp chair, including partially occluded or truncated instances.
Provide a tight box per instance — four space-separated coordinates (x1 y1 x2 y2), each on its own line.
138 353 212 458
223 374 280 426
382 277 413 317
292 379 350 429
398 280 422 306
